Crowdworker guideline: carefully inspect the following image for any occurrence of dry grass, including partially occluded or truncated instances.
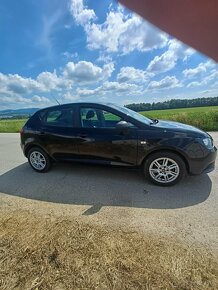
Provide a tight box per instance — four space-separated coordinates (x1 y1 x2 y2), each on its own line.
0 211 217 290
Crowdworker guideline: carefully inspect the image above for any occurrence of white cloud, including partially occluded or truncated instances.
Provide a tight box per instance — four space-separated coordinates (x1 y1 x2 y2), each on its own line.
117 15 168 54
102 81 140 92
0 92 52 108
147 39 195 74
61 51 79 61
64 81 142 100
204 69 218 83
117 66 153 83
73 81 141 99
0 60 114 102
96 53 113 63
63 92 80 101
186 66 218 88
168 39 195 61
70 0 96 26
63 61 114 83
0 72 61 97
204 59 217 69
187 81 202 88
85 11 124 52
183 63 207 79
32 95 50 103
147 52 176 74
0 73 43 95
70 1 168 54
76 88 100 98
183 60 217 79
0 95 33 104
148 76 181 90
37 10 63 55
212 81 218 88
87 12 168 54
37 71 70 91
102 62 115 80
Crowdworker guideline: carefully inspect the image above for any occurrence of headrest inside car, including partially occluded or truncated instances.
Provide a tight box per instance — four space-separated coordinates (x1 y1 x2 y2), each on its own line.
86 110 95 119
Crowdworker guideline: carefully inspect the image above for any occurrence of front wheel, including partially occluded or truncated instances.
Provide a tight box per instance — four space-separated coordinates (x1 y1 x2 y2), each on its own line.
27 147 51 173
144 152 186 186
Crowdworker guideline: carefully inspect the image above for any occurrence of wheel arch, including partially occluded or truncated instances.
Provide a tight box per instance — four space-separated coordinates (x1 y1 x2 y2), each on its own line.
141 148 190 173
24 144 52 159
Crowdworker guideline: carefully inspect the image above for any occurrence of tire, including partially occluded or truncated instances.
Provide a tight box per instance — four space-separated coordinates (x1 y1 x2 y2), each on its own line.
144 151 186 186
27 147 52 173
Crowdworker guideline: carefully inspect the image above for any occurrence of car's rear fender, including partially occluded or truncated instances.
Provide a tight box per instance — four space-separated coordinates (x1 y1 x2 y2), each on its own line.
24 142 52 159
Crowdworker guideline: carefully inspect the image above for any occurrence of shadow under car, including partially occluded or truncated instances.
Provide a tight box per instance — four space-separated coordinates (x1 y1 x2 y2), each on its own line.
0 161 212 212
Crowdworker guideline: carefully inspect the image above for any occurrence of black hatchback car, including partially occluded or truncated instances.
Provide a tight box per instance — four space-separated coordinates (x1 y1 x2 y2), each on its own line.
20 102 217 186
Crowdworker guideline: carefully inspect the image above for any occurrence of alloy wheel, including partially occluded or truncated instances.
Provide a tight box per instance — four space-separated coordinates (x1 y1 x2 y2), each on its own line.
29 151 46 171
149 157 180 184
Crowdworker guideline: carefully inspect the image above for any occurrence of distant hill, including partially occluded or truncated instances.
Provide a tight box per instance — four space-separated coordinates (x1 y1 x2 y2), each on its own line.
0 108 39 119
1 96 218 119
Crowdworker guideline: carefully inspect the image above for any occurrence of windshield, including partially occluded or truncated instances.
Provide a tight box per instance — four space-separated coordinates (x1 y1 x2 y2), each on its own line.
110 104 152 125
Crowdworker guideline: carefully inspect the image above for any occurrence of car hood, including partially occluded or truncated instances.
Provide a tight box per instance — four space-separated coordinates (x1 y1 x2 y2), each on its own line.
153 120 209 137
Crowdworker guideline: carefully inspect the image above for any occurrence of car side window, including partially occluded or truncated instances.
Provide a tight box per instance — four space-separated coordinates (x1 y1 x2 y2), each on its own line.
44 108 74 128
80 108 101 128
80 107 128 128
102 110 122 128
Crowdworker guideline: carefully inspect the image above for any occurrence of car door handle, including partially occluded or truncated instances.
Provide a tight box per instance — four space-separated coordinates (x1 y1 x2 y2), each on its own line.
39 131 46 135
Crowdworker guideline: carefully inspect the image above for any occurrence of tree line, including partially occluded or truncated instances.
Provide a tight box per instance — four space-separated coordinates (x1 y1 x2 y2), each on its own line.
125 96 218 112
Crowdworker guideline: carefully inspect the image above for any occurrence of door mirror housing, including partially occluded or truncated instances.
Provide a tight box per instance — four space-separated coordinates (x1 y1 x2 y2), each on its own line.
116 121 133 129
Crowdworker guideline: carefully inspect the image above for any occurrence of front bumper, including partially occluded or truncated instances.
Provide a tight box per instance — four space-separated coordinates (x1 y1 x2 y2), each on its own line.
189 146 217 175
202 161 216 174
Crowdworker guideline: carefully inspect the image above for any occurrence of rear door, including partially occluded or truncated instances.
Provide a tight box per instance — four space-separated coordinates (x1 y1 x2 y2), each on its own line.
75 105 138 165
38 106 80 160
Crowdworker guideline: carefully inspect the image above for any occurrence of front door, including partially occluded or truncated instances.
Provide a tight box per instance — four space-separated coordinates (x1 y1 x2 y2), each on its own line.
76 105 138 165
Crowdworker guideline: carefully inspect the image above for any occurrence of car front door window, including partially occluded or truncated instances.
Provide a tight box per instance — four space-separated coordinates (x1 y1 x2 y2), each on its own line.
80 108 100 128
80 107 128 128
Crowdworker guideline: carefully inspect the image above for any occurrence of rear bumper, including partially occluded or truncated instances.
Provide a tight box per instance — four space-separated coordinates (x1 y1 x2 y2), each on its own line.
189 146 217 175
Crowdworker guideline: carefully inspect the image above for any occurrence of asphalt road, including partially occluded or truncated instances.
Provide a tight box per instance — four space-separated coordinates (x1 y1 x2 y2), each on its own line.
0 133 218 254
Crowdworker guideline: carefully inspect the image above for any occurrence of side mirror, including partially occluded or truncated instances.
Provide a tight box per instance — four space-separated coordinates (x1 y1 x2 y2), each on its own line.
116 121 133 129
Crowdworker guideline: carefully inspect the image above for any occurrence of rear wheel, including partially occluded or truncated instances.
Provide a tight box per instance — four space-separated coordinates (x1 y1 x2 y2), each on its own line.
27 147 51 173
144 151 186 186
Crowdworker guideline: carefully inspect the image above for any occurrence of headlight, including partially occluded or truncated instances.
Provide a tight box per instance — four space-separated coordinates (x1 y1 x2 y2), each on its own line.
202 138 213 149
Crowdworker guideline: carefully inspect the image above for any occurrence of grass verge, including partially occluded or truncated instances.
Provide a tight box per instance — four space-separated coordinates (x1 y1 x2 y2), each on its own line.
0 119 27 133
0 210 217 290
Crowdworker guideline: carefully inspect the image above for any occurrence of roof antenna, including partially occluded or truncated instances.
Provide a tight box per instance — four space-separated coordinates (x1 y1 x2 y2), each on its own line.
52 96 61 105
55 98 61 105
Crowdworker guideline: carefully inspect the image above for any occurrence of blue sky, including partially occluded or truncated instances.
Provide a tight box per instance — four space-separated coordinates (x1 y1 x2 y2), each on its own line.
0 0 218 109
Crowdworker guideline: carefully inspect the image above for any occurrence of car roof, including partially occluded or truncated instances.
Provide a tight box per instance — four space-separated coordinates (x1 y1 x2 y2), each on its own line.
37 102 120 113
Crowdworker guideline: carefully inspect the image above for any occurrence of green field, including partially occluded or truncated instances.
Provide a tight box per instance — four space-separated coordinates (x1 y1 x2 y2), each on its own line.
141 106 218 131
0 119 28 133
0 106 218 132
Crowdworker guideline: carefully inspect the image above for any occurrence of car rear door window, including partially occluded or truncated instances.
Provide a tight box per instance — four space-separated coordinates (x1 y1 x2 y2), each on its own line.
44 108 74 128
